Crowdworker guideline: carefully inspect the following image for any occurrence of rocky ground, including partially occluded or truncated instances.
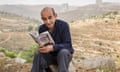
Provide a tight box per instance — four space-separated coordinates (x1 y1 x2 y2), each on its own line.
71 12 120 72
0 12 120 72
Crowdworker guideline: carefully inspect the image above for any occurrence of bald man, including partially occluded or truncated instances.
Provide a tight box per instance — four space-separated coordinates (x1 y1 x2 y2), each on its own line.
31 7 74 72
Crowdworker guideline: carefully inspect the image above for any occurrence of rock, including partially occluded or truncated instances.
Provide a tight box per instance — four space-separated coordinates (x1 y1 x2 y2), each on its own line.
14 57 26 63
69 61 76 72
0 52 5 57
78 56 116 72
49 61 76 72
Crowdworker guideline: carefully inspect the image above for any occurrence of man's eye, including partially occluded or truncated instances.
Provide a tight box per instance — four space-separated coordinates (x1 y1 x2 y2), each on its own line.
48 16 52 19
42 17 46 20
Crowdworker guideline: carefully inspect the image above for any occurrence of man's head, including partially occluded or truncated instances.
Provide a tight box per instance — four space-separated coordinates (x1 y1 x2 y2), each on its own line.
41 7 57 30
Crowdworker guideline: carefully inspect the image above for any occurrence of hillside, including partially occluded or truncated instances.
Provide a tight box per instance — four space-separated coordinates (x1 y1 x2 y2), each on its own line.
0 11 40 32
70 11 120 71
0 11 120 72
0 12 40 50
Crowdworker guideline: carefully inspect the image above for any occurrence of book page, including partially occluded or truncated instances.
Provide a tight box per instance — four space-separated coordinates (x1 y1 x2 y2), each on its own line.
29 31 54 46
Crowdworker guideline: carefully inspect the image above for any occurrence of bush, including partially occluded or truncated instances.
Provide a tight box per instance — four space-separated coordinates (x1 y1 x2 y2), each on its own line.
0 47 6 53
28 25 33 31
18 43 38 63
4 51 17 58
0 47 17 58
0 43 38 62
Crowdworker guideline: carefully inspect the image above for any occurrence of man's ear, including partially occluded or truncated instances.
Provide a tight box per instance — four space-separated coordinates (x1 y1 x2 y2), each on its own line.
55 13 57 18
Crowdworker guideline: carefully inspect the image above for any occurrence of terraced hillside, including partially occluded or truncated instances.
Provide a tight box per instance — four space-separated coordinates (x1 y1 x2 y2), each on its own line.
70 11 120 71
0 11 40 32
1 11 120 72
0 12 40 50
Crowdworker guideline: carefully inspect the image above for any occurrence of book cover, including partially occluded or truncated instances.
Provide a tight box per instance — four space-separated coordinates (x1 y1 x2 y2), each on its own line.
29 31 55 46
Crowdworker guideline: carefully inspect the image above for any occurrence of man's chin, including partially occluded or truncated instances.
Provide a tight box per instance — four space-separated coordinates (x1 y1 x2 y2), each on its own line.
47 25 53 28
47 26 52 29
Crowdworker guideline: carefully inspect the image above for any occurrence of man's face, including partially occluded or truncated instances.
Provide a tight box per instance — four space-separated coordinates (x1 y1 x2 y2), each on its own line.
41 9 57 29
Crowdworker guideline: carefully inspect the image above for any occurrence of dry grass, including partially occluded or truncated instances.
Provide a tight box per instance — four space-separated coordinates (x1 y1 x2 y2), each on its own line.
1 11 120 71
0 32 35 51
70 13 120 70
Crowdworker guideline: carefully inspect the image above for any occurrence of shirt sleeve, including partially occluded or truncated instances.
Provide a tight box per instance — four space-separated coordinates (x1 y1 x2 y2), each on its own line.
53 23 73 52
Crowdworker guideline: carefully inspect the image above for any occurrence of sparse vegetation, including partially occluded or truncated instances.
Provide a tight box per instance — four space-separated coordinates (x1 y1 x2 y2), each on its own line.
17 43 38 62
28 25 33 31
71 11 120 72
0 47 16 58
1 10 120 71
0 11 41 32
88 11 119 19
0 43 38 62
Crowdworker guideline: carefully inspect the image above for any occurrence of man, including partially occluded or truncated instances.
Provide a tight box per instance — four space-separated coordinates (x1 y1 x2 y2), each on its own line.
31 7 74 72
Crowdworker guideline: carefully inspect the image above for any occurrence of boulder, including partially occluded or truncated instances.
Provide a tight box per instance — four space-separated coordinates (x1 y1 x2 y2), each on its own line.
77 56 116 72
49 61 76 72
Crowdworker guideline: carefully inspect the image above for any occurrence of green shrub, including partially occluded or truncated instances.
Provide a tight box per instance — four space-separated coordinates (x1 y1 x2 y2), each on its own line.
0 43 38 62
4 51 17 58
0 47 6 53
0 47 16 58
18 43 38 63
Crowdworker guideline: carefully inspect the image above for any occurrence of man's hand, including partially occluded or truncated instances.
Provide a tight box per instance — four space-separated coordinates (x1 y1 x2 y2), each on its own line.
39 45 54 53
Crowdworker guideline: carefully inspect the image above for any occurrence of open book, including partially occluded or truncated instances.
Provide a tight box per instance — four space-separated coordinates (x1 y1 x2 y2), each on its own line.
29 31 55 46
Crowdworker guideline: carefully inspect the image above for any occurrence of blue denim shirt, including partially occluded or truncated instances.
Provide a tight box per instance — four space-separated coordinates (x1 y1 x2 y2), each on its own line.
38 19 74 55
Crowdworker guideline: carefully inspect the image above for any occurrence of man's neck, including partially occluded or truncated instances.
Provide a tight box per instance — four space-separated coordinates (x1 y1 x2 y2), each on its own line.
49 28 54 32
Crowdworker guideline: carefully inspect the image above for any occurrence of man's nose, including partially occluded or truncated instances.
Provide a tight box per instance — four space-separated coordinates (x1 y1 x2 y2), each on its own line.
46 19 50 24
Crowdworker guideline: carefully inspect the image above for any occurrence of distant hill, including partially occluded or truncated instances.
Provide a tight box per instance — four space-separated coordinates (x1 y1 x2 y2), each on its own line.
0 4 78 21
59 2 120 22
0 2 120 22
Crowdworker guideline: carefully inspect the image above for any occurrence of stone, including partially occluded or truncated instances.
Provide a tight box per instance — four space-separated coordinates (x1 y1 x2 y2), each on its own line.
49 61 76 72
14 57 26 63
0 52 5 57
78 56 116 72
